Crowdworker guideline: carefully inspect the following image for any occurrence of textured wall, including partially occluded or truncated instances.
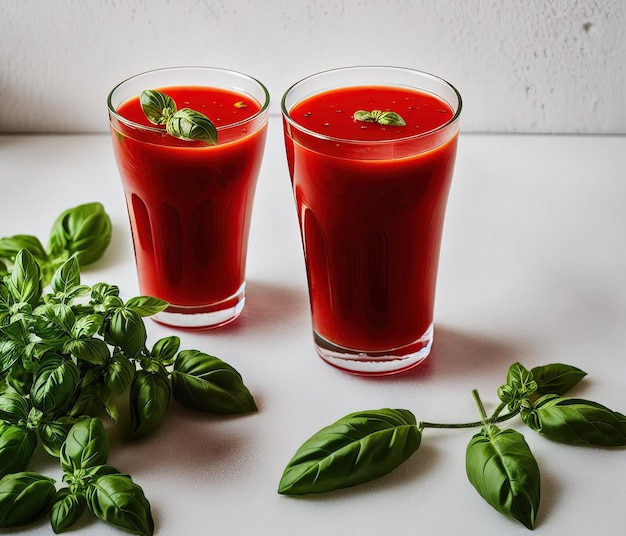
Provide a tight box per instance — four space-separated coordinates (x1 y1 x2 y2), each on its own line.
0 0 624 133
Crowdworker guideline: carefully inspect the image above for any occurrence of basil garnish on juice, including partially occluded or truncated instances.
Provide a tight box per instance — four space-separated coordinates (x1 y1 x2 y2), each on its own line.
140 89 218 145
353 109 406 126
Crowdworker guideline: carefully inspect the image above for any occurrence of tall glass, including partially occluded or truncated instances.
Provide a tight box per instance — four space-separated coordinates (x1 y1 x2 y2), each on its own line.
282 66 461 375
108 67 270 328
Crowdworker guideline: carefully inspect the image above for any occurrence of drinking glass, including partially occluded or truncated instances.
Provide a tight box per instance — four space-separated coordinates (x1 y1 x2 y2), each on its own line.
108 67 270 328
282 66 461 374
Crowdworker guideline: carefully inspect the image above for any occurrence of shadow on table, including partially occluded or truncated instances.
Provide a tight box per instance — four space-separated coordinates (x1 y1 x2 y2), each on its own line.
359 324 528 384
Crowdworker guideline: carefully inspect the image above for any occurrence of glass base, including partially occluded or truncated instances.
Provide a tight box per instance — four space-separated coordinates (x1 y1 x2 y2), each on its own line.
152 283 246 330
313 323 434 376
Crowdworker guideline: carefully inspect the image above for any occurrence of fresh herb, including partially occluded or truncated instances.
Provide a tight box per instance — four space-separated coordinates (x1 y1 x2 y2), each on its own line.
353 109 406 126
0 419 154 534
140 89 218 145
0 202 111 285
0 205 257 533
278 362 625 530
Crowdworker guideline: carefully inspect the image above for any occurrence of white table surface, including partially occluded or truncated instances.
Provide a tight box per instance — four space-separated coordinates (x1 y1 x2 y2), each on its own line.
1 124 625 535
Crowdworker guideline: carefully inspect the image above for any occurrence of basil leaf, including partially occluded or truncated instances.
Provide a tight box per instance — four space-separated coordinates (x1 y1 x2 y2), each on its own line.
64 337 111 365
125 296 168 317
86 473 154 536
0 320 33 378
50 488 87 533
129 370 171 439
0 472 56 528
0 389 30 422
72 313 104 339
107 308 147 358
48 202 112 267
376 111 406 126
150 336 180 366
166 108 218 145
50 256 82 295
278 408 421 495
105 352 136 396
521 395 626 446
0 234 48 263
61 418 109 474
466 426 540 530
530 363 587 395
140 89 176 125
38 417 78 457
353 109 406 126
353 110 374 122
0 421 37 478
5 249 42 307
30 357 80 415
171 350 257 414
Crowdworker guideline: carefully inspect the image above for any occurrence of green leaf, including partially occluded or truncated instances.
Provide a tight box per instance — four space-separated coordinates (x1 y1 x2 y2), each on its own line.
0 422 37 478
166 108 218 145
60 418 110 474
497 362 538 411
37 417 78 457
521 395 626 446
150 336 180 365
466 426 540 530
5 249 42 307
64 337 110 365
278 408 421 495
50 488 87 533
0 320 32 377
107 308 147 358
530 363 587 396
171 350 257 414
0 234 49 265
50 256 82 295
353 109 406 126
86 473 154 536
0 389 30 422
128 370 171 439
140 89 176 125
72 313 104 339
105 352 136 396
30 357 80 415
0 472 56 528
48 202 112 267
125 296 168 317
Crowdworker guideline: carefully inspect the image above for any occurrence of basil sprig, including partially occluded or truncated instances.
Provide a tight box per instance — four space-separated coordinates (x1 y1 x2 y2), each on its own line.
353 109 406 126
0 204 257 534
0 202 111 286
279 362 625 530
140 89 218 145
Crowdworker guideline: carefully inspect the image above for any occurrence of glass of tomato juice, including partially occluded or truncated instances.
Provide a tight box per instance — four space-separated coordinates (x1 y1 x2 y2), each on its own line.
281 66 462 374
108 67 270 329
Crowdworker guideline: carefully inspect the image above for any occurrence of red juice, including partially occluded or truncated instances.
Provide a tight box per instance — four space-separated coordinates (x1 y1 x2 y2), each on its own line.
284 84 459 360
110 84 268 326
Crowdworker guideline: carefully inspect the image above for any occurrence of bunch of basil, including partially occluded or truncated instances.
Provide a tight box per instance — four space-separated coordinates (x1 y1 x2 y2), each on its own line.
278 362 626 530
0 204 256 534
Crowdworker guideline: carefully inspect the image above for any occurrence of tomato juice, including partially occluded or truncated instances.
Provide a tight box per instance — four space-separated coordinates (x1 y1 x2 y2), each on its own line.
282 68 461 374
109 69 269 328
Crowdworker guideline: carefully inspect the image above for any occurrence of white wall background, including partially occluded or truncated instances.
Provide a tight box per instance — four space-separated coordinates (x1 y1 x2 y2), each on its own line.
0 0 624 134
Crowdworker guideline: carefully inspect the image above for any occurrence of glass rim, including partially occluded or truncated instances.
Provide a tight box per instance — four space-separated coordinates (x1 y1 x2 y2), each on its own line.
281 65 462 145
107 66 271 134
